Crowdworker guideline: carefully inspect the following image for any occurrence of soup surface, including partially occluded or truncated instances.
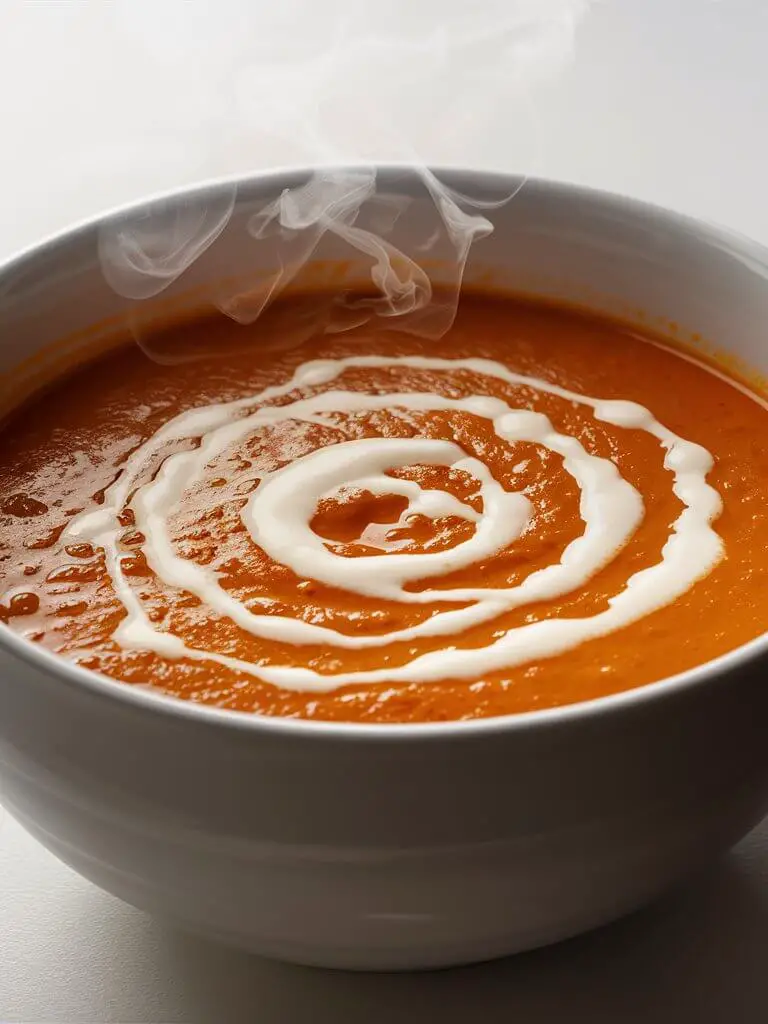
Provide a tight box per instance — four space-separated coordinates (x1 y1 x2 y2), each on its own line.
1 295 767 723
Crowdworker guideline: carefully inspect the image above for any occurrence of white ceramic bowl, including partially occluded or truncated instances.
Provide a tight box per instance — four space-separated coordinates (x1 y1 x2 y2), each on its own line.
1 169 768 971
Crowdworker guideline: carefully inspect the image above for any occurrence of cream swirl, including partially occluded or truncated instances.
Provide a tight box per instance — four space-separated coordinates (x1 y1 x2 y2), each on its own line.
64 355 723 692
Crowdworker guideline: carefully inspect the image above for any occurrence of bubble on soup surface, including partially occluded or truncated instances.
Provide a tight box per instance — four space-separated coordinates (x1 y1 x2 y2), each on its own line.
1 494 48 517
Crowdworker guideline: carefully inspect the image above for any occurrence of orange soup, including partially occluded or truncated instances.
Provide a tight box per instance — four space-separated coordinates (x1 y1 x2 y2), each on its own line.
1 295 767 723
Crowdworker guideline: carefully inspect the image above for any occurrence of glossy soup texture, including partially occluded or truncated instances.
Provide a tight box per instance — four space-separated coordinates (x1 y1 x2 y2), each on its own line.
0 295 767 724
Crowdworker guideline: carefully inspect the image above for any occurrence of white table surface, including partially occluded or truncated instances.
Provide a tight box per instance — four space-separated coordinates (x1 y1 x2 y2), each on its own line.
3 1 768 1020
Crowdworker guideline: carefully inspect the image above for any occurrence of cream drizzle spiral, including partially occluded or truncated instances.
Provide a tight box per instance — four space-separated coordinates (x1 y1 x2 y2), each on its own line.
64 355 723 692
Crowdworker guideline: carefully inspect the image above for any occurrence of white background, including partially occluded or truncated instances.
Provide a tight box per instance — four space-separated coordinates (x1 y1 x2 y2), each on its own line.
3 0 768 1020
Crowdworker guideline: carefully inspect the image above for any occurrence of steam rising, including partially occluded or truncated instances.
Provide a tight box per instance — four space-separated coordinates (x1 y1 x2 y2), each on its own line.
99 0 591 351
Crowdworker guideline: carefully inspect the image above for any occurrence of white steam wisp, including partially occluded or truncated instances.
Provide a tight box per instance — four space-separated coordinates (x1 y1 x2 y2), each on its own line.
98 0 593 354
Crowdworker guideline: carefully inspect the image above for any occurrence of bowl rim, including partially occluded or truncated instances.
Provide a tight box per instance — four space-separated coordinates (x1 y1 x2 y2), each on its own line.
1 163 767 743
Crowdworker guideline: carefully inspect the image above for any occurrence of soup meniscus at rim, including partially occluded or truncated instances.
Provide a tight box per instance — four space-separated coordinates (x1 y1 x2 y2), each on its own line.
0 294 766 724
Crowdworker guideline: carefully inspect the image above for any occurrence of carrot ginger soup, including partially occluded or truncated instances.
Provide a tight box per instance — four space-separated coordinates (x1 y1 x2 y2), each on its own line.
1 295 766 723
